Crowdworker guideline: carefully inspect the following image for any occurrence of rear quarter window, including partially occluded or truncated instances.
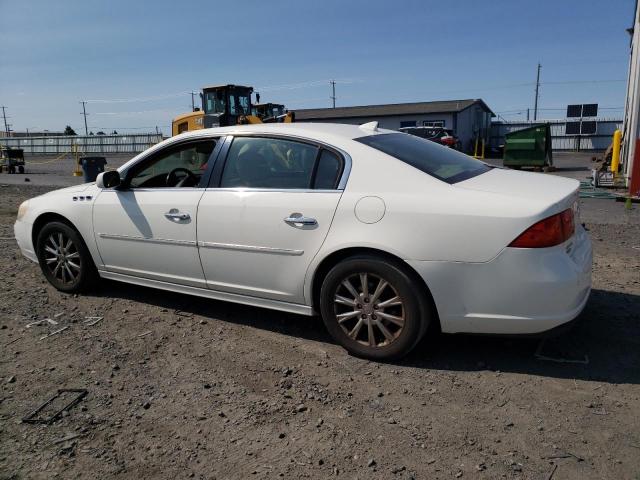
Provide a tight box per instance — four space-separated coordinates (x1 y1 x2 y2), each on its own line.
355 133 490 184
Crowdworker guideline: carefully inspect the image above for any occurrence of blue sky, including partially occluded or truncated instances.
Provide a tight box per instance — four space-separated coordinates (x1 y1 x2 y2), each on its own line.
0 0 634 135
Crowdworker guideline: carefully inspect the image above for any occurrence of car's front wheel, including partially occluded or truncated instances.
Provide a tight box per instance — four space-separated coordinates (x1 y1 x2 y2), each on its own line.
36 221 98 293
320 255 429 360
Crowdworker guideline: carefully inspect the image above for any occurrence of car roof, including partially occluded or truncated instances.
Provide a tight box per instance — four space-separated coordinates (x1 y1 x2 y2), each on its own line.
172 122 391 144
120 123 397 173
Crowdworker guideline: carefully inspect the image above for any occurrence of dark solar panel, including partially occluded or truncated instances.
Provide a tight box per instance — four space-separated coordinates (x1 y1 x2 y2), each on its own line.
581 121 597 134
566 105 582 118
565 121 581 134
581 104 598 117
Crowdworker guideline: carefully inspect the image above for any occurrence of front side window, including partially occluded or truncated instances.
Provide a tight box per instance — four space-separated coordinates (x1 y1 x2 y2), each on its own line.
355 133 490 184
220 137 318 189
128 140 216 188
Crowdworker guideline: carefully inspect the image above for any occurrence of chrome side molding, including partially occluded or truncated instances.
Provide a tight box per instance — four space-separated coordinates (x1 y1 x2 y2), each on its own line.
197 241 304 256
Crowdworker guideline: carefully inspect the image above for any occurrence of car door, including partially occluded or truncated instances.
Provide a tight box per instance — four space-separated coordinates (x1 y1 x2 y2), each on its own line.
197 135 348 304
93 138 218 287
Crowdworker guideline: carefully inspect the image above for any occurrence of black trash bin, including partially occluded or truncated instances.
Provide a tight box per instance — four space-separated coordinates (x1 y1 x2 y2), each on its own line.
80 156 107 183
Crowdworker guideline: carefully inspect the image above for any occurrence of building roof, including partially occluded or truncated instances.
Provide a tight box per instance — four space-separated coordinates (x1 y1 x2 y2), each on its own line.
294 99 494 120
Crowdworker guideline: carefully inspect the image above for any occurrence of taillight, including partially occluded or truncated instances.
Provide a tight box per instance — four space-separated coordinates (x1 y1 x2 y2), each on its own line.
509 208 574 248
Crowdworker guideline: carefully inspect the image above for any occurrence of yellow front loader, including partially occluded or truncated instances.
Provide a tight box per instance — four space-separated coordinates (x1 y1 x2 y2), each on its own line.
171 84 293 136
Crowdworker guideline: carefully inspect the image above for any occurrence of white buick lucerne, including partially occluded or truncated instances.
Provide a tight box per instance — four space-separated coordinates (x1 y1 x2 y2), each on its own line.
14 123 592 360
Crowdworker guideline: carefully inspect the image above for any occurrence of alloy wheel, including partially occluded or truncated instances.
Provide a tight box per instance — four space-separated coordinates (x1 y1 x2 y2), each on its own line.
43 231 81 285
333 272 405 347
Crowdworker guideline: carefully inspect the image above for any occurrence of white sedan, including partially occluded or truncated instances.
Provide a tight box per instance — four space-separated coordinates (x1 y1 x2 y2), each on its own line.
14 123 592 360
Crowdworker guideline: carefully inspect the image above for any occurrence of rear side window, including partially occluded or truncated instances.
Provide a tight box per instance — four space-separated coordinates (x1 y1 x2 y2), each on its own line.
219 137 345 190
313 150 343 189
355 133 490 184
220 137 318 189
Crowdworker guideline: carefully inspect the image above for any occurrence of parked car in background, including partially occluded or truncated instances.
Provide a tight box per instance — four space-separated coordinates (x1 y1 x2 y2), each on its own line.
399 126 461 149
14 123 591 360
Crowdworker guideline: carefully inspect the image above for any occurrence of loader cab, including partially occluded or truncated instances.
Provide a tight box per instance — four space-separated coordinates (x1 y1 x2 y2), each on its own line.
202 84 254 128
254 103 285 120
253 103 295 123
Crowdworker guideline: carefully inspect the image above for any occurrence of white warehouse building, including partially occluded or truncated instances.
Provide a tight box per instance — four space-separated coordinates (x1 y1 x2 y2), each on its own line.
294 99 494 154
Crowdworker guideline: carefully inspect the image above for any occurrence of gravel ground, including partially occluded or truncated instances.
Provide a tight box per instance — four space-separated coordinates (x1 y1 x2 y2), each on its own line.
0 161 639 479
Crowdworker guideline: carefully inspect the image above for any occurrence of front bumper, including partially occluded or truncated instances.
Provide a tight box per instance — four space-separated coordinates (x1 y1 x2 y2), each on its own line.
14 219 37 263
407 225 592 335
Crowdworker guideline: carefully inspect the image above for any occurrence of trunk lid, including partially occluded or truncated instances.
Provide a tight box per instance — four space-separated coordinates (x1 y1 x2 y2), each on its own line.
456 167 579 214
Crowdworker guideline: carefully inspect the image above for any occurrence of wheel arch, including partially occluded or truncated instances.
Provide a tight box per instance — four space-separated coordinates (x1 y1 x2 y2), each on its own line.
309 246 441 332
31 212 80 249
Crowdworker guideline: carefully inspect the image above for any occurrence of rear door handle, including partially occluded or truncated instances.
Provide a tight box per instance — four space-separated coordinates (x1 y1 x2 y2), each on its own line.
284 213 317 226
164 210 190 220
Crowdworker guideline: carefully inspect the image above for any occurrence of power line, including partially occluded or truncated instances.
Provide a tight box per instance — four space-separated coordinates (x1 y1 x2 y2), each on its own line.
256 78 359 93
85 91 192 104
542 79 626 85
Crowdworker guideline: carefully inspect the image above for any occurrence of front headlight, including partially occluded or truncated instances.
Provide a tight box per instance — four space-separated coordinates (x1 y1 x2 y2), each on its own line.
17 201 29 221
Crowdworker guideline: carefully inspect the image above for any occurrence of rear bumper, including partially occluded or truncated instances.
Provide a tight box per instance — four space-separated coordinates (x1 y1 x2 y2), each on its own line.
407 225 592 335
14 219 37 263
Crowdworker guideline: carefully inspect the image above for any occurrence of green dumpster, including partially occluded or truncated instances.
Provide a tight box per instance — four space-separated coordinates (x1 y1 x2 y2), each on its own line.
503 124 553 169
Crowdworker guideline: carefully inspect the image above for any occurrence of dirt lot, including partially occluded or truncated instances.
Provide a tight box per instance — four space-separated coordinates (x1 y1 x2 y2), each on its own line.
1 156 639 479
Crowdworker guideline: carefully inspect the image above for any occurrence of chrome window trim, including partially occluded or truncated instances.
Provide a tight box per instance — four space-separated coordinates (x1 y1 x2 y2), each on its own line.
202 188 342 194
216 132 352 191
103 187 206 193
99 187 204 193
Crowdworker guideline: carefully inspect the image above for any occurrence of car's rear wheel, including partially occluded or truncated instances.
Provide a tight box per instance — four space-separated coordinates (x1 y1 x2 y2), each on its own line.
36 221 98 293
319 255 429 360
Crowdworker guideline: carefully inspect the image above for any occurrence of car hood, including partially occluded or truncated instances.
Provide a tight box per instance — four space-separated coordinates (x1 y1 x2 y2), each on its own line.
456 167 579 213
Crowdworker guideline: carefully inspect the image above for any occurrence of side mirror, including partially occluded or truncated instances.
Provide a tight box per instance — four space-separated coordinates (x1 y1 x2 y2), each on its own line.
96 170 121 189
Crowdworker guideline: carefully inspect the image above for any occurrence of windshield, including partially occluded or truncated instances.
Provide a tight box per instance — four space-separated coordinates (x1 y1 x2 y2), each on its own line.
355 133 490 184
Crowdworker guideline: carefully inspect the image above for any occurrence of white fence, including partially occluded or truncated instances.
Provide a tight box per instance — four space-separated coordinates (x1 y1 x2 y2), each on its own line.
490 119 622 151
0 134 163 154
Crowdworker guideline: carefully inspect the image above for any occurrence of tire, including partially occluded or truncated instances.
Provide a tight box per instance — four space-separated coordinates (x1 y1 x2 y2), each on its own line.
319 255 430 360
18 165 24 174
35 221 98 293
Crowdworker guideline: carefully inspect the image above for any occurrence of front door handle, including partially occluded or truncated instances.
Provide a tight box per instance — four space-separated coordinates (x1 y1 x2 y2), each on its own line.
164 210 190 221
284 213 317 226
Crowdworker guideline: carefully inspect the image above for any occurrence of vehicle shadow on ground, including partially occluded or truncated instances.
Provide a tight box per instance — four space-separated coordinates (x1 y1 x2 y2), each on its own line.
408 288 640 385
94 283 639 385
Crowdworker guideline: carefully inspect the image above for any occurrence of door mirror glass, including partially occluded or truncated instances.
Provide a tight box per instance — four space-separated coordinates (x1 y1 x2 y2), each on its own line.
97 170 121 189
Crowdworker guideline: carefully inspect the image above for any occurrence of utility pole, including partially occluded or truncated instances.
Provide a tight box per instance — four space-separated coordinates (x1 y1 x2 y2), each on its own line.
526 108 530 121
190 91 196 111
80 101 89 135
330 80 336 108
533 63 541 121
1 106 9 136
